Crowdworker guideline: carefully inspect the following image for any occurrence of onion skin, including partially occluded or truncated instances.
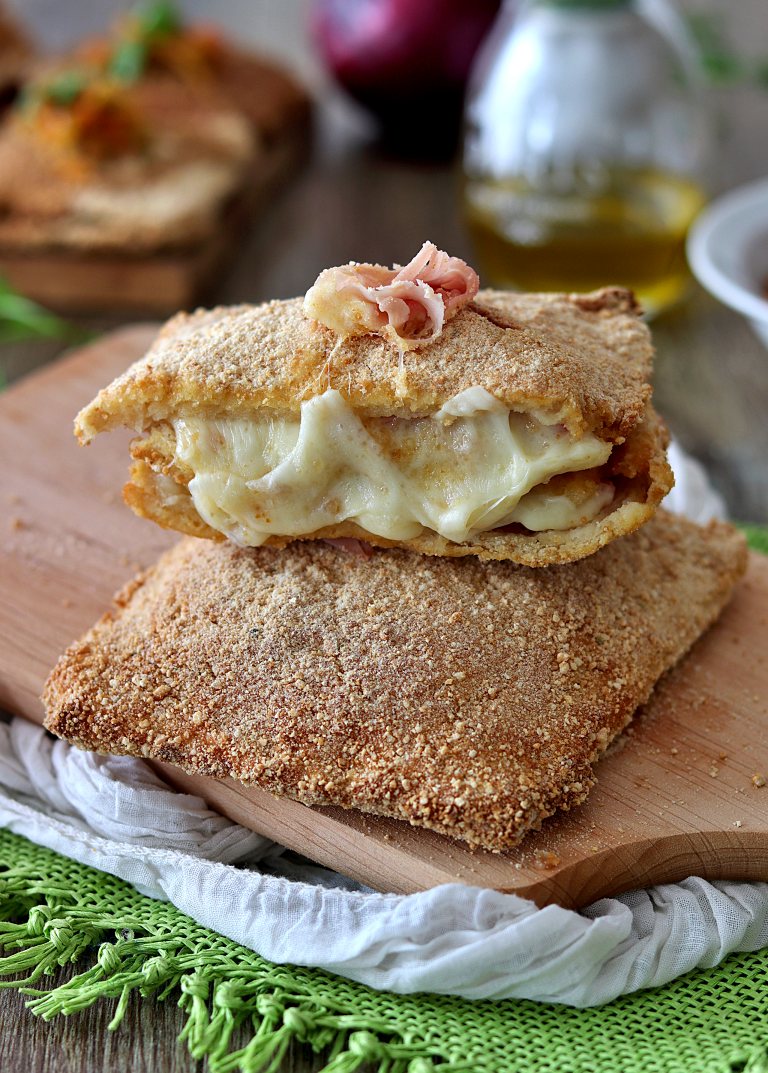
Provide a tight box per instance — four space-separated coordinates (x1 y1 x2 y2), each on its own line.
311 0 500 159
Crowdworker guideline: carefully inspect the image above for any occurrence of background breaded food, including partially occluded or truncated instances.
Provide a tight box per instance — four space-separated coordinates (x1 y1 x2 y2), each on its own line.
0 45 310 254
75 287 653 441
43 511 747 852
0 74 258 252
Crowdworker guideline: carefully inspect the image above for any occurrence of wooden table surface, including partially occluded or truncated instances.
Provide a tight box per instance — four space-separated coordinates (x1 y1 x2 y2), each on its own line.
2 2 768 1069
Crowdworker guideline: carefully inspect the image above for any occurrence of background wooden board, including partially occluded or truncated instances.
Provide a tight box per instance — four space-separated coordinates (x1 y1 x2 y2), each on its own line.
0 961 350 1073
1 328 767 910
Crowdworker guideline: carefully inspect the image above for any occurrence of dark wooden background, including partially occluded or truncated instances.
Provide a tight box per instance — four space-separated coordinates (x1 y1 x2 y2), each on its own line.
1 0 768 1069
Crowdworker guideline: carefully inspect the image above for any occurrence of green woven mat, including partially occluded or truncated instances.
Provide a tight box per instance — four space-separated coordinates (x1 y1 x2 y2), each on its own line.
0 526 766 1073
2 829 768 1072
1 828 768 1073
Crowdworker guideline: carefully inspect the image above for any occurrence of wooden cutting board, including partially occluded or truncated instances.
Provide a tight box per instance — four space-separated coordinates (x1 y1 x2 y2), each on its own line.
1 328 767 909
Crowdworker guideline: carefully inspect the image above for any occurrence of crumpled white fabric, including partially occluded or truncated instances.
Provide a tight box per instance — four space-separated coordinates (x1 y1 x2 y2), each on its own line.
0 444 764 1008
664 440 727 524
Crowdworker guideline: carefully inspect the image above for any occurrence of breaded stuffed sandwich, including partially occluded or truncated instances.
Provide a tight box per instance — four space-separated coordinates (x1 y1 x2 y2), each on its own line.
75 244 673 566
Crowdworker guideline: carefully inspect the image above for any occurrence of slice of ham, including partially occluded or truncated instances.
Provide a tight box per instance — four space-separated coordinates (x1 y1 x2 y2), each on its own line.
393 243 479 316
322 537 374 558
303 241 479 351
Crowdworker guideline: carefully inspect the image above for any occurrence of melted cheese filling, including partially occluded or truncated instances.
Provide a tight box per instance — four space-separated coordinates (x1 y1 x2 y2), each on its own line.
172 387 613 546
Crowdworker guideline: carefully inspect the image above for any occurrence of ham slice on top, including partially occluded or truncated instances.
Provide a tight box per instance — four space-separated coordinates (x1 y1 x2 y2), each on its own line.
303 242 480 351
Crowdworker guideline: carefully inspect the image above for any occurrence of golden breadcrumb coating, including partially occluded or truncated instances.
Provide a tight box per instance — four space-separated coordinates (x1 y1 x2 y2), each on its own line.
43 511 747 852
75 287 653 441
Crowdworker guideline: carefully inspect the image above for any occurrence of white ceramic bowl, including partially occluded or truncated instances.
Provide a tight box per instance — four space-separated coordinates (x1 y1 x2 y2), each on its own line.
687 177 768 350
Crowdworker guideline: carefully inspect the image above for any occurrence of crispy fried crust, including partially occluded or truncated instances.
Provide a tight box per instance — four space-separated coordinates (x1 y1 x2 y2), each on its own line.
43 511 747 852
75 287 654 441
123 401 673 566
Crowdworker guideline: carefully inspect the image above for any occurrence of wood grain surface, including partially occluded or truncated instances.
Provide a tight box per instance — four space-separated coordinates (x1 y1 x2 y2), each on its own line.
1 327 767 910
0 962 374 1073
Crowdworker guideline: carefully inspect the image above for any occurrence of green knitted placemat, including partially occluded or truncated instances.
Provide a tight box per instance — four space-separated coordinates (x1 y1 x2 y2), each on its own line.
1 830 768 1073
1 526 766 1072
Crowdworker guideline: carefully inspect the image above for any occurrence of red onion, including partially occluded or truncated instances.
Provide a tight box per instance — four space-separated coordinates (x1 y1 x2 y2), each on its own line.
311 0 500 159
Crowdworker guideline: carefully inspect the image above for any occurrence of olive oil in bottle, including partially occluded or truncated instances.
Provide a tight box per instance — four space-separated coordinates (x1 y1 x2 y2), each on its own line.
464 170 707 315
462 0 710 315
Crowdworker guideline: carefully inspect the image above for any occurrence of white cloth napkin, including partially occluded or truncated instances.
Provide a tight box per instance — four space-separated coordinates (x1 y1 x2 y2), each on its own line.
2 445 765 1009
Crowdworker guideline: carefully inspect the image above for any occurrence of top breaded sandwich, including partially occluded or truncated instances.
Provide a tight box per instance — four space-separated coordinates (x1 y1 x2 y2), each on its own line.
75 243 673 566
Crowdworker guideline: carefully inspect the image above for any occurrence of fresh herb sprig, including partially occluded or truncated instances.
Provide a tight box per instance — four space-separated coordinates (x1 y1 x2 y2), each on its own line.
110 1 183 83
0 278 92 347
135 0 182 40
686 13 768 90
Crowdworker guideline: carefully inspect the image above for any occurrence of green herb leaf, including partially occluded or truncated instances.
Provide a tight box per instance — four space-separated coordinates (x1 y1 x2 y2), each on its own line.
134 0 182 42
45 69 90 106
0 278 93 346
110 40 148 82
738 524 768 558
686 14 743 84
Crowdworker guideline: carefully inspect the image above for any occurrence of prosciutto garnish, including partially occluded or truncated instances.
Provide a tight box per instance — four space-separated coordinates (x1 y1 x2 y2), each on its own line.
303 242 479 352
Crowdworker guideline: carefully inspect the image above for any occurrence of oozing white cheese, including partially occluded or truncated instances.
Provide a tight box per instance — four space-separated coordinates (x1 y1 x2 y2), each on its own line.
510 482 615 531
172 387 613 546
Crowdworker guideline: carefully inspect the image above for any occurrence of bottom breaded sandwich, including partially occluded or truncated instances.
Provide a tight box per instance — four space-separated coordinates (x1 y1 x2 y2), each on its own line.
43 510 747 852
